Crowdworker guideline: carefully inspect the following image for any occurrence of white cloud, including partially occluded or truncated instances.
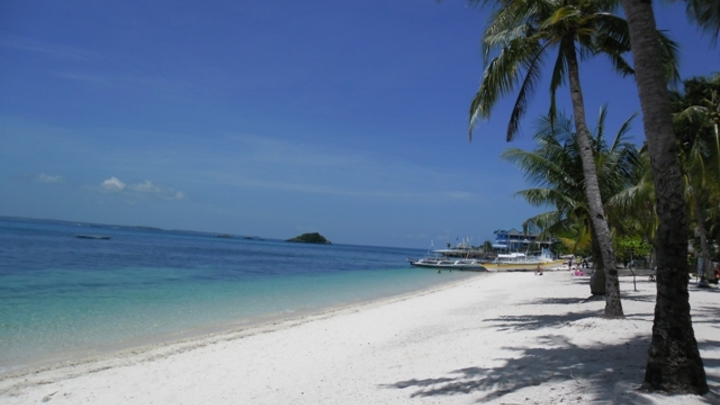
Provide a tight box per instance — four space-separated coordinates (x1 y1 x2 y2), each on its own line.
99 177 184 200
130 180 161 193
36 173 62 183
101 177 126 192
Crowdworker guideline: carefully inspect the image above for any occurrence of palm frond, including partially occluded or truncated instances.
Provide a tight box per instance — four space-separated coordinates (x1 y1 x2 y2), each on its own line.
685 0 720 42
470 38 545 140
541 6 581 29
657 30 681 85
506 41 547 141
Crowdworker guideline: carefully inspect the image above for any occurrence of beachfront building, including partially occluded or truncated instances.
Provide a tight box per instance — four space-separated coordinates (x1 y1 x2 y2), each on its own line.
492 228 552 252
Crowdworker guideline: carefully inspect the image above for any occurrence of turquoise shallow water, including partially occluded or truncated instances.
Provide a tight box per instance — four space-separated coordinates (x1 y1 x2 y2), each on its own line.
0 217 478 373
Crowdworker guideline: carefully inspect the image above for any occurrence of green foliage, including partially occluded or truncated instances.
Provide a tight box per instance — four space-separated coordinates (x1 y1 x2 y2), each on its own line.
613 235 652 266
503 106 640 253
606 146 658 248
685 0 720 40
482 239 494 252
671 74 720 274
468 0 678 141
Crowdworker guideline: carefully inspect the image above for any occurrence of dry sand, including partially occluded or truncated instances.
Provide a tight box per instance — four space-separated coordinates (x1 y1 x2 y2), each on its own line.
1 271 718 404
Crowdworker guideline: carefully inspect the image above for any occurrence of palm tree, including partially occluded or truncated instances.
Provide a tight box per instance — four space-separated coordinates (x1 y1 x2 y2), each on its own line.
502 107 640 295
467 0 677 318
672 75 720 286
620 0 709 395
608 146 658 268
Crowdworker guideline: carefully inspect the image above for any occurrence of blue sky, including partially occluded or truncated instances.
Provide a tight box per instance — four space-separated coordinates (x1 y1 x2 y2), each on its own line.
1 1 719 248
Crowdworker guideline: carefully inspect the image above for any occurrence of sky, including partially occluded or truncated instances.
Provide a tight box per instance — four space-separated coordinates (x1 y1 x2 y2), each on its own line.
1 1 719 249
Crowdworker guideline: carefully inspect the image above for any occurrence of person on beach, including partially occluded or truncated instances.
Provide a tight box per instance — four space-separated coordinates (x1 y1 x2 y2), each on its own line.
535 266 543 276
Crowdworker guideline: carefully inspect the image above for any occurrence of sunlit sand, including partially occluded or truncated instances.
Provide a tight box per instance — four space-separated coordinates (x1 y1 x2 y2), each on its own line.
1 272 717 404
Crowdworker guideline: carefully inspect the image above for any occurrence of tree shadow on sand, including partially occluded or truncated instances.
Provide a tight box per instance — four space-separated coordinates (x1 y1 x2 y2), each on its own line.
381 335 657 403
700 350 720 389
524 297 590 305
381 289 719 403
693 305 720 324
618 293 656 303
691 285 720 294
483 310 600 332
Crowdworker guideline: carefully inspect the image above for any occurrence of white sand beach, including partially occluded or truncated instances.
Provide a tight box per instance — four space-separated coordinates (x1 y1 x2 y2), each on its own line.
1 271 718 405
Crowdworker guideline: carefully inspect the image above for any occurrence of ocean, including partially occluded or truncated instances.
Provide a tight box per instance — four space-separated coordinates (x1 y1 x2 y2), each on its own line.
0 217 479 374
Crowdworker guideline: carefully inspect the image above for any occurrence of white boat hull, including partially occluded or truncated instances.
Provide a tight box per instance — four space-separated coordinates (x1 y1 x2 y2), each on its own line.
406 258 488 271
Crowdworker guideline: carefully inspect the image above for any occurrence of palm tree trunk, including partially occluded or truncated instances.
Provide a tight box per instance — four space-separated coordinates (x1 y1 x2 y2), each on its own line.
621 0 708 394
564 39 623 318
589 223 606 295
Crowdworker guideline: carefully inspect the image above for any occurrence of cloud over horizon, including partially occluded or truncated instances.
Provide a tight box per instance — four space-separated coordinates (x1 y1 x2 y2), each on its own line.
101 177 126 192
100 177 184 200
36 173 62 183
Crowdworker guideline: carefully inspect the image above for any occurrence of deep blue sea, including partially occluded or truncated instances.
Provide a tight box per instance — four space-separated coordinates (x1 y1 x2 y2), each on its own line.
0 217 478 373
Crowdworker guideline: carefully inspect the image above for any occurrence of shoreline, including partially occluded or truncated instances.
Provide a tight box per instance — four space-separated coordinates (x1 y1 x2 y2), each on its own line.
1 272 717 404
0 272 487 380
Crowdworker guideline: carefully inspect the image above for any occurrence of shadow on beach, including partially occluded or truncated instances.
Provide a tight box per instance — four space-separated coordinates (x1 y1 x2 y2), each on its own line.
702 352 720 390
483 309 600 332
381 284 719 404
381 335 655 403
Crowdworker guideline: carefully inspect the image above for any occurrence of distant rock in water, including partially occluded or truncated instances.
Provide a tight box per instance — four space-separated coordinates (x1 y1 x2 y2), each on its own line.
286 232 331 244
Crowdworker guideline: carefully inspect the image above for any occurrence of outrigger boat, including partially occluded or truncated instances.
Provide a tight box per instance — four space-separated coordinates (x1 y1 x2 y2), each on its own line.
406 256 488 271
408 244 563 272
407 240 490 271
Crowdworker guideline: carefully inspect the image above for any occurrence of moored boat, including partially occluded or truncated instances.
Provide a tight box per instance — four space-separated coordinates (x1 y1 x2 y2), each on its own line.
75 234 112 240
406 256 488 271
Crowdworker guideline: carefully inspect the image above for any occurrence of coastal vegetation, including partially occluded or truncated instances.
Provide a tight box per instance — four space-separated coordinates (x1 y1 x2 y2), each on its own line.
671 75 720 286
501 71 719 398
286 232 332 244
501 107 640 295
466 0 676 318
465 0 718 396
617 0 717 394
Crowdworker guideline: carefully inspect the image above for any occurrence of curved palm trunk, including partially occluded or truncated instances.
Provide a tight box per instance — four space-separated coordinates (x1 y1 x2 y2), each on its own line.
621 0 708 394
564 40 623 318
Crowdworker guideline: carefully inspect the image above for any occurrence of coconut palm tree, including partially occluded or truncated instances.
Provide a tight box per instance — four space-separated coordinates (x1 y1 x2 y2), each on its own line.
620 0 709 395
608 146 658 268
672 74 720 286
502 107 640 295
468 0 677 318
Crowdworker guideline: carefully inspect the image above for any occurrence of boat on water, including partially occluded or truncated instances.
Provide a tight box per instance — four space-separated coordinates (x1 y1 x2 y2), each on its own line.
481 250 564 271
75 234 112 240
407 240 490 271
408 243 562 272
406 256 488 271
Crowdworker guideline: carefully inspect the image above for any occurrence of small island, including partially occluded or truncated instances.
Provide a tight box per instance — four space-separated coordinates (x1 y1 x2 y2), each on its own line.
285 232 331 244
